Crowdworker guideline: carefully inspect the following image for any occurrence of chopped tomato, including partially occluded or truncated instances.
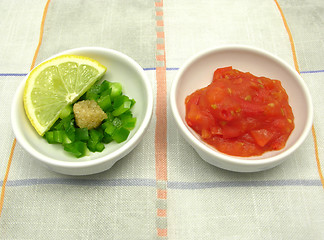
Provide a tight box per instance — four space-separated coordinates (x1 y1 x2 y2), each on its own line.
185 67 295 157
250 129 274 147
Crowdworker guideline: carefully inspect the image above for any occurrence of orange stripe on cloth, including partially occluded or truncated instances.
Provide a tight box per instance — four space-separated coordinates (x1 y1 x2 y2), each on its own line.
157 43 165 50
0 0 52 218
273 0 299 73
157 228 168 237
0 139 16 217
155 66 167 181
157 189 167 199
157 209 167 217
156 20 164 27
312 126 324 188
155 0 167 182
155 1 163 7
156 54 165 61
155 0 168 238
274 0 324 189
31 0 52 70
157 31 164 38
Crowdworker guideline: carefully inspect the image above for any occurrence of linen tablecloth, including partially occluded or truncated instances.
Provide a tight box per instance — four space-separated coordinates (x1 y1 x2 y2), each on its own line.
1 0 323 239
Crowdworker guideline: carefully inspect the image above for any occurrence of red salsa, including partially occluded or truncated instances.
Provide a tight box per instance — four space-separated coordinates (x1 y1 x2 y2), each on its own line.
185 67 295 157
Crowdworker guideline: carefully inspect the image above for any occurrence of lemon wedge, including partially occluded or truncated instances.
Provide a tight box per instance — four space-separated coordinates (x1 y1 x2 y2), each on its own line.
23 55 107 136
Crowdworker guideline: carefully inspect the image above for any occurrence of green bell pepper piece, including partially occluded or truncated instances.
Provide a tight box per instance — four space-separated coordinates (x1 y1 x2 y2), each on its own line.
103 122 116 136
63 141 88 158
109 82 122 99
112 100 132 116
75 128 89 141
112 127 130 143
97 94 112 111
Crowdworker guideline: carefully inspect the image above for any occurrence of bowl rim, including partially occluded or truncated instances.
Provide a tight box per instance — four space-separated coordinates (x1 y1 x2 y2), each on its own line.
12 46 153 169
170 44 313 167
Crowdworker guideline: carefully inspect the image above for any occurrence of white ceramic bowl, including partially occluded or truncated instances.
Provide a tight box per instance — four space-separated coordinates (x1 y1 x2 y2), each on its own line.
170 45 313 172
12 47 153 175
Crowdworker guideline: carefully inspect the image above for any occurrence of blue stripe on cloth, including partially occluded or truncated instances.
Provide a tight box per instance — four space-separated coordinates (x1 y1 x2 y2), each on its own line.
166 67 179 71
168 179 322 189
300 70 324 74
143 67 156 71
0 73 27 76
4 178 156 187
1 178 321 188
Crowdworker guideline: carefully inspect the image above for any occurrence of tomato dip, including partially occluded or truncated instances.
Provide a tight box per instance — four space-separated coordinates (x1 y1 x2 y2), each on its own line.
185 67 295 157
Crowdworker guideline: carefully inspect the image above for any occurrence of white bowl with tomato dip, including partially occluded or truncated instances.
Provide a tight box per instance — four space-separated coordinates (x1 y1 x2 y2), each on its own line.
170 45 313 172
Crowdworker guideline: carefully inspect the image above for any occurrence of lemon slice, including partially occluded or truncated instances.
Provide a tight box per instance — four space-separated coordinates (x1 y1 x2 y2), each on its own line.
23 55 107 136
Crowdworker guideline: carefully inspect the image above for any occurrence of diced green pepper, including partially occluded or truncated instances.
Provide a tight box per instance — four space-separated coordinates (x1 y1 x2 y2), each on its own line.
44 131 55 144
43 79 137 158
112 100 131 116
95 142 105 152
101 89 111 97
106 112 114 122
45 130 66 144
87 138 105 152
62 132 72 144
112 127 130 143
53 130 65 143
121 117 137 130
101 120 111 130
75 128 89 141
97 94 112 111
109 82 122 99
86 83 101 100
103 122 116 135
100 80 110 93
113 95 130 109
130 99 136 107
53 114 74 130
63 115 75 129
119 111 132 119
59 104 73 119
112 117 122 128
102 133 113 144
65 123 76 142
63 141 88 158
89 129 104 143
87 139 97 152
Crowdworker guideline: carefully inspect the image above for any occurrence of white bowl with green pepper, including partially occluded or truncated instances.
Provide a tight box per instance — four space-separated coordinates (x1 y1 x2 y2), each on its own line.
12 47 153 175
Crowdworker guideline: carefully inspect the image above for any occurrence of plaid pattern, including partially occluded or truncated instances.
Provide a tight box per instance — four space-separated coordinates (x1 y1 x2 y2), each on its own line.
0 0 323 239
